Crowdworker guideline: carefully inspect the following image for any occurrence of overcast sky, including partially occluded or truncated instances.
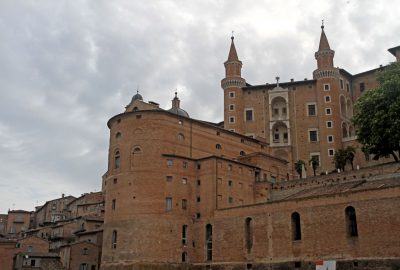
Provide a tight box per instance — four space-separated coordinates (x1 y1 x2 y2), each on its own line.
0 0 399 213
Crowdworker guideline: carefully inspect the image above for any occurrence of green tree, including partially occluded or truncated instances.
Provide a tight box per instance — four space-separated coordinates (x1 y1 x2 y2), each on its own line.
333 149 347 172
309 156 319 176
345 146 356 170
352 62 400 162
294 160 306 178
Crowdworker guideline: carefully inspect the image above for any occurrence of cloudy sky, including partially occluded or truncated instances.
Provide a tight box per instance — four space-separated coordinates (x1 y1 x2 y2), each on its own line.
0 0 398 213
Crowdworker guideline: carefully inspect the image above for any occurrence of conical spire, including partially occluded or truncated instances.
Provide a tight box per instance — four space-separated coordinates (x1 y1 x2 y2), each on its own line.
227 36 239 62
318 24 331 51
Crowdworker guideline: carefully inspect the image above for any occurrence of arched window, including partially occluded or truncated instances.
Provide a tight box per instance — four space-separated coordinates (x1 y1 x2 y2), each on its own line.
271 96 287 119
240 151 245 156
115 132 121 139
272 122 289 144
345 206 358 237
205 224 212 261
133 106 138 111
111 230 117 249
245 217 253 253
182 252 188 263
177 133 185 140
133 147 141 154
216 144 222 149
342 122 348 138
114 150 121 169
291 212 301 240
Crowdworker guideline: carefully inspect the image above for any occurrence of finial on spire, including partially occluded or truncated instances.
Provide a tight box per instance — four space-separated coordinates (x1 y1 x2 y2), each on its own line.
276 76 280 87
175 91 178 98
231 30 234 41
321 19 324 30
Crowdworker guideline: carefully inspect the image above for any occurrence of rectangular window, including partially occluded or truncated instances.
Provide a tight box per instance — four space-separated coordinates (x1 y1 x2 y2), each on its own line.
324 83 330 91
181 199 187 210
182 178 187 184
360 82 365 92
340 79 344 89
307 103 316 116
309 129 318 142
229 91 235 98
183 161 188 169
197 180 201 186
326 121 333 128
166 159 173 167
325 95 331 103
229 104 235 111
325 108 332 115
346 83 350 92
328 149 335 156
228 180 233 186
197 196 201 202
166 176 173 182
282 107 287 114
245 109 253 121
165 197 172 212
112 199 116 210
327 135 334 143
273 108 279 115
228 197 233 203
229 116 235 123
182 225 187 245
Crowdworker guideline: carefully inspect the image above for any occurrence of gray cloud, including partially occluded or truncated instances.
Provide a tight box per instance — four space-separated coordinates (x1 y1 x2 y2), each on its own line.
0 0 399 212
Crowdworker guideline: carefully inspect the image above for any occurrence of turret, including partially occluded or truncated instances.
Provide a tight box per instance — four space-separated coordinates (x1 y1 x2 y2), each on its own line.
315 23 335 69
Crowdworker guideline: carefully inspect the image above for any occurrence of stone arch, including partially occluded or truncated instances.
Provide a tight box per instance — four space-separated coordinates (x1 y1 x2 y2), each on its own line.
271 96 287 119
131 146 142 168
340 95 347 116
272 121 289 144
342 122 348 138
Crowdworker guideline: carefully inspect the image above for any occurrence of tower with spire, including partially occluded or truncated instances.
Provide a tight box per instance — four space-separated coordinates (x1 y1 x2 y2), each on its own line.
221 35 246 133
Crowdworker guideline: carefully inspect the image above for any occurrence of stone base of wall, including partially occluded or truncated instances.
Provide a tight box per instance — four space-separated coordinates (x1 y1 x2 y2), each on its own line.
101 259 400 270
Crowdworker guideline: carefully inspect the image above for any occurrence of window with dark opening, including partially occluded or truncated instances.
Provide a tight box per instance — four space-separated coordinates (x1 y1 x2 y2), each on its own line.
114 151 121 169
111 230 117 249
245 217 253 253
182 225 188 245
182 252 188 263
181 199 187 210
205 224 212 261
245 109 253 121
345 206 358 237
292 212 301 240
360 82 365 92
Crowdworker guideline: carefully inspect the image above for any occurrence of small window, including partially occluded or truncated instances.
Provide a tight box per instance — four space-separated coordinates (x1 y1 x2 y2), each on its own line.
182 178 187 184
309 130 318 142
228 197 233 203
177 133 185 140
228 164 232 171
325 108 332 115
197 180 201 186
327 135 334 143
197 197 201 202
228 180 233 187
360 82 365 92
182 252 188 262
229 104 235 111
273 108 279 115
181 199 187 210
229 116 235 123
216 144 222 149
114 151 121 169
112 199 116 210
282 107 287 114
291 212 301 240
340 79 344 89
166 159 173 167
346 83 350 92
345 206 358 237
245 109 253 121
307 104 316 116
31 260 36 267
111 230 117 249
196 213 201 219
165 197 172 212
183 161 188 169
229 91 235 98
328 149 335 156
326 121 333 128
325 95 331 103
324 83 330 91
115 132 121 138
82 248 89 255
240 151 245 156
197 163 201 170
166 176 173 182
27 246 33 253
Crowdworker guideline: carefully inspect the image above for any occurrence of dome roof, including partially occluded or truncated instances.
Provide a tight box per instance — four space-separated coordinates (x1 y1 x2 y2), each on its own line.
131 91 143 102
168 107 189 117
168 92 189 118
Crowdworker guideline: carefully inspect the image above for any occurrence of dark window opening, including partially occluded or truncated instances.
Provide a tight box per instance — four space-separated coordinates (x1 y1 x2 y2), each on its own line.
112 199 116 210
360 82 365 92
292 212 301 240
206 224 212 261
30 260 36 267
294 261 301 268
111 230 117 249
114 151 121 169
181 199 187 210
245 110 253 121
216 144 222 149
345 206 358 237
182 252 188 263
245 217 253 253
308 104 316 116
182 225 188 245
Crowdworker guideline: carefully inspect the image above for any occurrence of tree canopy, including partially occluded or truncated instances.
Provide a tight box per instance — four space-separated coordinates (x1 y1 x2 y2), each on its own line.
352 62 400 162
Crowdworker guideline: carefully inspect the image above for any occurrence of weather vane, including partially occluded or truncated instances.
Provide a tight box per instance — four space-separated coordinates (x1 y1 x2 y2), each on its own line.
321 19 324 29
